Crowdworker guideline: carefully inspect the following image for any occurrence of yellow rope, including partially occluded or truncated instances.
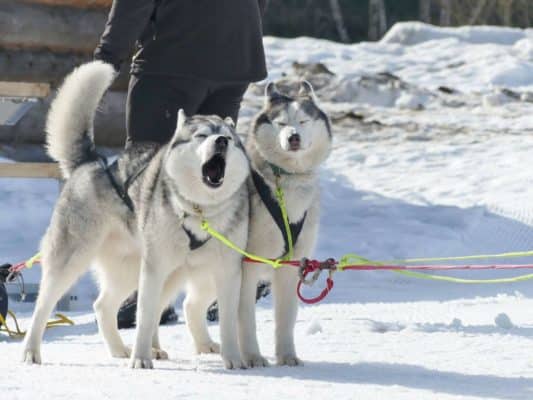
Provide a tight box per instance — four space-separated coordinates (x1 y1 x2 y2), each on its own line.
201 220 284 268
338 253 533 284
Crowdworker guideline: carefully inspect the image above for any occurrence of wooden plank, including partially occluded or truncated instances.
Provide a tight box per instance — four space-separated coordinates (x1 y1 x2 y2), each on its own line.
0 82 51 98
0 1 108 54
0 50 89 85
0 90 128 146
0 162 62 179
19 0 111 9
0 49 129 91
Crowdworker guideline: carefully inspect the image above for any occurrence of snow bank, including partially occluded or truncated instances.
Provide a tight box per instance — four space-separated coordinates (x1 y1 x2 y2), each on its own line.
381 21 532 46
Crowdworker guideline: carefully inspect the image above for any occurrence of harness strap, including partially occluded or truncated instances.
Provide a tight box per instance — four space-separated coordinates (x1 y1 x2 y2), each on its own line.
97 154 135 212
251 170 306 259
183 224 211 250
96 151 152 213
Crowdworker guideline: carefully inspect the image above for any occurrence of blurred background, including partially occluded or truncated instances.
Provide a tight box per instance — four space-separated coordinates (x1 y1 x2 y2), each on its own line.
264 0 533 42
0 0 532 151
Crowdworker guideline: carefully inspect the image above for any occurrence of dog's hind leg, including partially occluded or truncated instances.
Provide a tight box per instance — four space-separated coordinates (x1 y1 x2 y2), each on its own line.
238 264 269 367
93 250 139 359
22 229 103 364
273 268 302 366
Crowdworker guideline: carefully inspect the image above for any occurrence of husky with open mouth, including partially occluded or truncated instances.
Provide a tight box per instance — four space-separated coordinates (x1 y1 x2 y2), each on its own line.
238 80 332 367
22 61 250 369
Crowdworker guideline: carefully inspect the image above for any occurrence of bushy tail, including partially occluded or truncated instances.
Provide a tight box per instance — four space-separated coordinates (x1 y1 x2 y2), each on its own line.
46 61 116 178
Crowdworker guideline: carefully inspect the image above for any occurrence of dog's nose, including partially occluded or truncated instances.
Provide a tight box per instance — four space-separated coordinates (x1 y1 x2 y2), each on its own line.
288 134 301 144
288 133 301 151
215 136 228 152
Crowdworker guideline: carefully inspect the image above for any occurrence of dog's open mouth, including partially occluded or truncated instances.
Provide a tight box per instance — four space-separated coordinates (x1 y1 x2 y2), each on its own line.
202 154 226 188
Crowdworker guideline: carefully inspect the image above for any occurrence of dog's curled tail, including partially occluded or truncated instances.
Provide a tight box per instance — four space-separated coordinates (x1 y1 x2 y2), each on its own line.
46 61 116 178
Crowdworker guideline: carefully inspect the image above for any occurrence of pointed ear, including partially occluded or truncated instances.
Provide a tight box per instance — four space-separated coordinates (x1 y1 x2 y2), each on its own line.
176 109 187 133
224 116 235 128
298 80 315 98
265 81 281 100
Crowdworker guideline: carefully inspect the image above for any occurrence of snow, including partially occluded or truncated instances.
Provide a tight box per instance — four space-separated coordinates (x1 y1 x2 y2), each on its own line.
3 22 533 399
381 22 533 46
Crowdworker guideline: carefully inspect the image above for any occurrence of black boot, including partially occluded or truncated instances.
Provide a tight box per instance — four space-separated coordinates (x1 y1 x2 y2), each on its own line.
206 281 271 322
117 291 178 329
0 264 11 323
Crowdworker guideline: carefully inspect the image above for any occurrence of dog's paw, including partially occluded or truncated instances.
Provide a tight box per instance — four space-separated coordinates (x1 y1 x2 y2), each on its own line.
130 357 153 369
110 346 131 359
196 341 220 354
122 346 167 360
22 349 41 365
243 354 269 368
277 354 303 367
222 354 246 370
152 348 169 360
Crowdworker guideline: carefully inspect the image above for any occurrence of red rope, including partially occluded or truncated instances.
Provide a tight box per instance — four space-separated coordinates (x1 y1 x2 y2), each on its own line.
9 261 28 274
296 266 335 304
244 257 533 304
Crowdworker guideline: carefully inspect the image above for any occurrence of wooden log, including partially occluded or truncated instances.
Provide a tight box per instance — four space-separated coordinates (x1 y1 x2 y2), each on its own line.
0 1 108 54
19 0 111 9
0 49 129 90
0 82 51 98
0 90 128 147
0 162 61 179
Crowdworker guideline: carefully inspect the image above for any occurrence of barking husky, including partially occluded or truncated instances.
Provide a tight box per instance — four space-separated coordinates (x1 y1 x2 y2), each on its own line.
22 61 250 369
238 80 332 367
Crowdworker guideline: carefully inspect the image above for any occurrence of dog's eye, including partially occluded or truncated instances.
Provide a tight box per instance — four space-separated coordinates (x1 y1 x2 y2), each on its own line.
299 120 310 124
195 134 208 139
276 121 288 127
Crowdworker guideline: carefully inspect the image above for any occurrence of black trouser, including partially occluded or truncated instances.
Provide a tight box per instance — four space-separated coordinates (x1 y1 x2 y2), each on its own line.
125 74 248 146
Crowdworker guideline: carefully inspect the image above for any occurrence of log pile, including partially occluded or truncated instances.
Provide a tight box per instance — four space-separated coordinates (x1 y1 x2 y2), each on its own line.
0 0 129 148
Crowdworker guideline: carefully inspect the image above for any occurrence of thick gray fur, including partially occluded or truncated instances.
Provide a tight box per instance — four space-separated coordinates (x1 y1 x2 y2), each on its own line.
238 80 332 367
22 61 251 370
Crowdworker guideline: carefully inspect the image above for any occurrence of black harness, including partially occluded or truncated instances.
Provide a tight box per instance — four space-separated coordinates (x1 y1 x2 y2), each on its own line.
182 222 211 250
251 170 307 258
97 155 138 213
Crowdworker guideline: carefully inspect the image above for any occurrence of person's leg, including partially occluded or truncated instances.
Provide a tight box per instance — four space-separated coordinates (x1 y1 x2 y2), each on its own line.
197 83 249 124
125 74 208 147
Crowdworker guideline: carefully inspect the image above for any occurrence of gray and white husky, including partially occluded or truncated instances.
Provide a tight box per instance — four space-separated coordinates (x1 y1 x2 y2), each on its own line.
22 61 250 369
238 80 332 367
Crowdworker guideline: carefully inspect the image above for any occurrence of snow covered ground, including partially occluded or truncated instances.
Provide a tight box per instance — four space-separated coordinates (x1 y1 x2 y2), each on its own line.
3 22 533 399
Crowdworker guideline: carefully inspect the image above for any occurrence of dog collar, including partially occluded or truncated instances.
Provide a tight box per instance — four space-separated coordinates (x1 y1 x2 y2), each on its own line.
268 162 292 177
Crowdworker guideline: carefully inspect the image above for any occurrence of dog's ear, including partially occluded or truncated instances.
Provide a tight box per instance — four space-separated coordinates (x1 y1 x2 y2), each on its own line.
224 116 235 129
170 109 189 146
265 81 282 103
298 80 315 98
176 109 187 133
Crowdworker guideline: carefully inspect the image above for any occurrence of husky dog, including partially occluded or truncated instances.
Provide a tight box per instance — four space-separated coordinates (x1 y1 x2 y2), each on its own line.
238 81 332 367
22 61 250 369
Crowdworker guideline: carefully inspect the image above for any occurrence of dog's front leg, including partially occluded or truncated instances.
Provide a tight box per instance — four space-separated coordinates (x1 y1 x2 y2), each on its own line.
130 254 171 369
214 255 245 369
273 268 302 366
238 263 269 367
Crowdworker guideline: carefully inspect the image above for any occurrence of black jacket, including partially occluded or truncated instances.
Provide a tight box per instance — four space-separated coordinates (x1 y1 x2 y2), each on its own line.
94 0 267 83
